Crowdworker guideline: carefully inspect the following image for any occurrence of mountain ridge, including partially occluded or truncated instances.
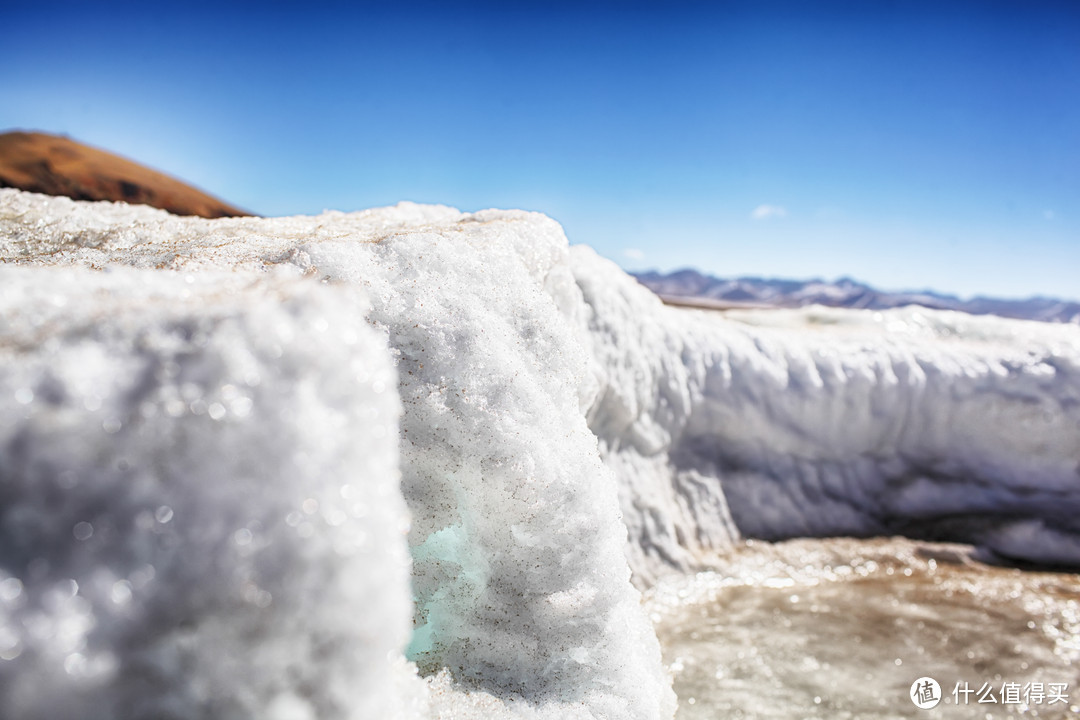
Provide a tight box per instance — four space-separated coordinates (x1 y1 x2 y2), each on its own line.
0 130 251 219
633 268 1080 324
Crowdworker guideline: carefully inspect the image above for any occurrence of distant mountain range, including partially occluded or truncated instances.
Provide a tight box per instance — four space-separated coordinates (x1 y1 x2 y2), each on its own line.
0 131 250 219
633 269 1080 324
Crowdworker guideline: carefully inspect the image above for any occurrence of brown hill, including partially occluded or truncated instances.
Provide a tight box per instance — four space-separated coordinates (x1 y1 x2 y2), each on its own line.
0 131 251 219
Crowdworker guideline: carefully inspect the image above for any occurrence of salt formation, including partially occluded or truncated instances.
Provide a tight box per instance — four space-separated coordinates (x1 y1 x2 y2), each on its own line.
3 187 1079 718
0 190 676 720
570 247 1080 581
0 266 422 719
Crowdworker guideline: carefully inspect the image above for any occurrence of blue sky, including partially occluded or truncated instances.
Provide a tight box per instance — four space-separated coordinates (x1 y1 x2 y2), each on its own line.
2 1 1078 299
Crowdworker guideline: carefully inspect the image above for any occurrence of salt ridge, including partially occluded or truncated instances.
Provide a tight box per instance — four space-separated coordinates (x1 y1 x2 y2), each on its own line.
2 189 1078 718
570 246 1080 579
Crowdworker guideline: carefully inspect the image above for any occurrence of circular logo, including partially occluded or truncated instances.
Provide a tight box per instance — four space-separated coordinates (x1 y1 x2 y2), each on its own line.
910 677 942 709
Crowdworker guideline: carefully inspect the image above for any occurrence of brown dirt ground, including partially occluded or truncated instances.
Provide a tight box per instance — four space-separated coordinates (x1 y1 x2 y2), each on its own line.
0 130 252 219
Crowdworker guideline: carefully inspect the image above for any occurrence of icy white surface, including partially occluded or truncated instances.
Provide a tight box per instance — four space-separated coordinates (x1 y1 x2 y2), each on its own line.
4 187 1080 718
571 247 1080 579
0 265 421 719
0 190 676 720
304 214 672 719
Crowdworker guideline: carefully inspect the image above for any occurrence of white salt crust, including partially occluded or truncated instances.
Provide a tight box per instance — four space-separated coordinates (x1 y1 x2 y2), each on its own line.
0 190 675 720
570 246 1080 581
3 188 1079 718
0 265 422 720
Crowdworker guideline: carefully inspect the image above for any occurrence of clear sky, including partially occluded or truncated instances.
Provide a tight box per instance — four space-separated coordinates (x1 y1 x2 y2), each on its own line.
2 1 1077 300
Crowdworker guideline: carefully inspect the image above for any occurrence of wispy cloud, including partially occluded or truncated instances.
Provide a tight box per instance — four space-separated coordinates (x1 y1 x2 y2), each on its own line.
623 248 645 260
1044 209 1056 221
751 204 788 220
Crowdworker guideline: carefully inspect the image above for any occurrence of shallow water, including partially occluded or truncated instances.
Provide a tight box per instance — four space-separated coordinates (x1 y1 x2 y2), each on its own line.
646 538 1080 719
